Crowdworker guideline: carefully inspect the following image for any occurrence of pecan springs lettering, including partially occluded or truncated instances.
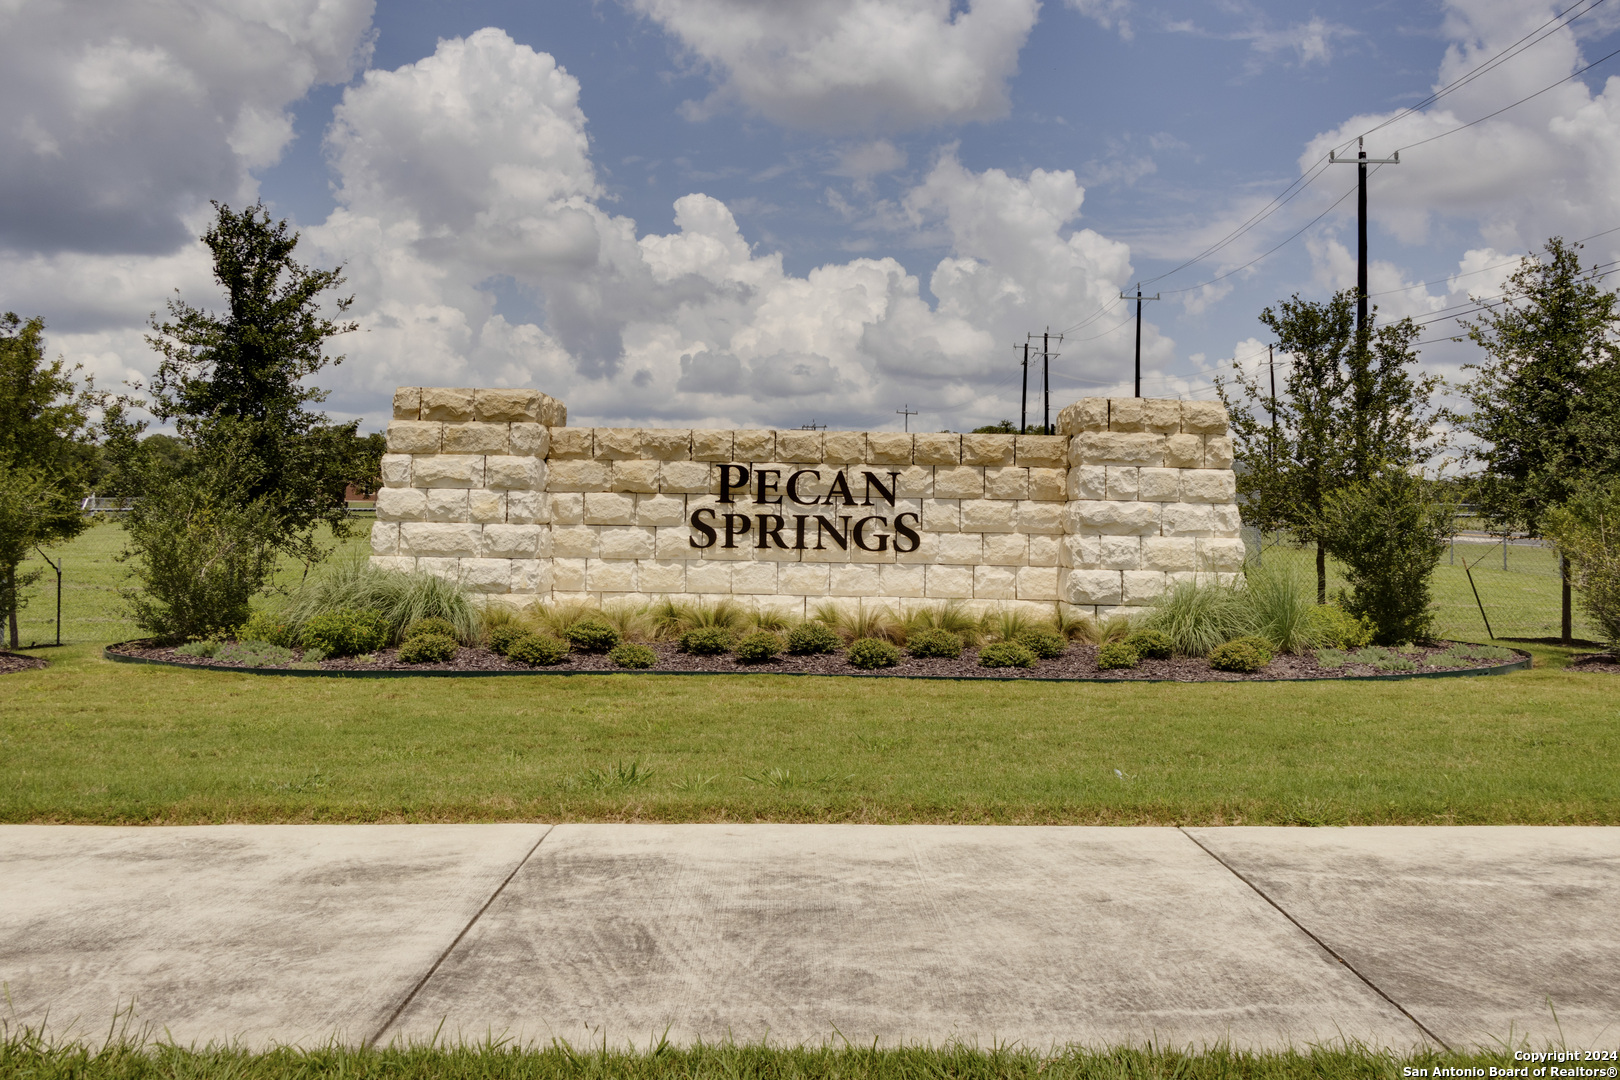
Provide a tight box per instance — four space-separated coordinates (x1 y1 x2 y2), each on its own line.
688 465 921 553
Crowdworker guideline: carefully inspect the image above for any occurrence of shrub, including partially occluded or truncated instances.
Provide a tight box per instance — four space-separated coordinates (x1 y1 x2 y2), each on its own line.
563 618 622 653
173 639 220 658
238 610 294 648
733 630 784 663
907 628 963 659
484 622 531 657
1015 627 1066 659
680 626 733 655
398 632 458 664
300 646 328 664
505 632 568 666
279 560 479 645
1096 641 1139 669
1308 604 1374 650
1242 563 1318 653
1543 480 1620 648
847 637 902 669
978 641 1037 669
1320 470 1453 645
1142 579 1254 657
213 641 294 668
609 642 657 669
1123 629 1173 660
1209 636 1273 673
1315 647 1351 669
785 621 841 655
300 609 390 657
406 616 459 642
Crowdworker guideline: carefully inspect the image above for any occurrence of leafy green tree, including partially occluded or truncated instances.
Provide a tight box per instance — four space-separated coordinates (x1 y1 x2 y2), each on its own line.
1542 480 1620 647
1320 470 1455 645
1219 290 1442 601
0 313 103 647
972 421 1046 435
1453 237 1620 641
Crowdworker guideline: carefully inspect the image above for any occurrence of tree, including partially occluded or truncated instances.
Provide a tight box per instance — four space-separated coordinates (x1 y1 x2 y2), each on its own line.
1320 470 1455 645
1453 237 1620 641
1542 480 1620 648
0 313 103 647
1219 290 1442 601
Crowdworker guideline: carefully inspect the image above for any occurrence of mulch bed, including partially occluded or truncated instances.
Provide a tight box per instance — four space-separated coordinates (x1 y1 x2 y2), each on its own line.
0 650 48 675
1568 652 1620 673
109 639 1523 682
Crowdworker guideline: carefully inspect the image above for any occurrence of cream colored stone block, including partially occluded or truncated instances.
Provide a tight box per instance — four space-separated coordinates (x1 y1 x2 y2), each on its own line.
779 563 830 596
639 429 691 460
380 454 412 488
375 486 427 522
386 420 442 455
922 499 959 532
411 454 481 489
599 526 655 560
1138 468 1180 502
1142 536 1197 572
1014 435 1068 467
511 559 552 594
552 558 587 592
371 555 416 575
583 491 636 525
1146 399 1183 433
421 387 474 421
392 387 421 420
504 490 548 524
416 557 460 582
480 524 540 558
1100 535 1141 570
548 427 593 459
685 561 732 594
508 423 549 457
933 466 983 500
691 429 733 461
552 526 601 559
1212 504 1242 534
1074 500 1160 535
635 493 685 527
1198 537 1248 572
1062 568 1123 605
1055 397 1109 436
548 459 611 491
973 565 1017 599
925 564 975 599
472 388 538 423
468 490 505 524
894 530 936 564
962 433 1015 465
1016 565 1059 601
1061 534 1101 568
823 563 876 596
819 431 865 464
1018 501 1063 534
879 563 926 597
400 522 480 557
481 456 538 490
1066 465 1106 501
1074 431 1166 466
733 430 775 461
370 522 399 555
774 430 821 463
867 432 913 464
538 394 566 428
442 422 509 456
1165 434 1202 469
911 433 959 465
593 428 640 460
608 459 659 493
983 533 1028 566
890 464 931 498
546 492 581 525
1027 535 1060 567
983 466 1029 500
1108 397 1146 432
732 562 778 594
1121 571 1167 605
702 539 754 563
961 499 1016 533
653 460 707 494
1204 435 1236 469
459 558 512 594
935 532 983 563
587 559 637 593
1027 468 1066 501
425 489 470 522
1181 401 1229 435
1160 502 1217 537
1105 467 1140 501
1181 470 1236 503
654 527 701 560
636 560 686 593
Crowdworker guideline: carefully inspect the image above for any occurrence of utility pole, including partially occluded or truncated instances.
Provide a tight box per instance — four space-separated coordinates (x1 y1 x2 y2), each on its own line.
896 404 918 433
1028 330 1063 434
799 420 827 430
1329 136 1400 335
1268 344 1277 430
1118 285 1160 397
1017 341 1030 434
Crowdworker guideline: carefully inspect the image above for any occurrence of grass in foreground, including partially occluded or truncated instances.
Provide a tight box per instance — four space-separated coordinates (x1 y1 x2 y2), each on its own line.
0 1034 1570 1080
2 642 1615 826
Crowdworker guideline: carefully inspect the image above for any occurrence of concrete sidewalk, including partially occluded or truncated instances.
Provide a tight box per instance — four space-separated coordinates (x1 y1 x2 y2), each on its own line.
0 825 1615 1052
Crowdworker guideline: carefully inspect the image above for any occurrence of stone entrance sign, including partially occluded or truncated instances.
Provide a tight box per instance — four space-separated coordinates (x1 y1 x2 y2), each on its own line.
370 387 1244 618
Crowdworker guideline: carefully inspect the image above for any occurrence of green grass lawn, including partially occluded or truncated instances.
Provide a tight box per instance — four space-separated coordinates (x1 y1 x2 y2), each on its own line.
3 518 1614 827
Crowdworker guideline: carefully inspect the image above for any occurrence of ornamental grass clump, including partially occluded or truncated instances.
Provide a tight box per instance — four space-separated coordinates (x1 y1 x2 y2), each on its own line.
1209 636 1273 673
300 609 389 657
733 631 784 663
1123 629 1173 660
1241 563 1318 654
906 628 963 659
563 618 622 653
1096 641 1139 670
506 632 568 666
1142 579 1254 657
651 597 746 640
609 642 657 669
398 632 457 664
785 621 841 655
846 637 901 669
680 626 733 655
280 560 479 644
977 641 1037 669
1014 626 1066 659
903 601 980 644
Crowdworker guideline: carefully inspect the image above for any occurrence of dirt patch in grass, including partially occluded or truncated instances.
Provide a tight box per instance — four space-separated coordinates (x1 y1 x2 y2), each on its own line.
1567 652 1620 673
0 651 48 674
109 639 1522 681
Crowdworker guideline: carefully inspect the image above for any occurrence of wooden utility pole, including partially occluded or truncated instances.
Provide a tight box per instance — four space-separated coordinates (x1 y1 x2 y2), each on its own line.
1118 285 1160 396
1330 136 1400 334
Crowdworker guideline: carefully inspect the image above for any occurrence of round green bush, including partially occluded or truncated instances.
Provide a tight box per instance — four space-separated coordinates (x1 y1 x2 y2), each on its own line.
609 642 657 669
847 637 901 669
397 632 458 664
1209 635 1274 673
506 632 570 666
404 616 459 642
563 618 622 653
1123 629 1173 660
301 609 390 657
978 641 1038 669
907 628 963 659
1096 641 1140 670
733 630 784 663
1307 605 1374 650
485 622 530 657
785 621 841 655
680 625 734 655
1014 627 1066 659
238 611 294 648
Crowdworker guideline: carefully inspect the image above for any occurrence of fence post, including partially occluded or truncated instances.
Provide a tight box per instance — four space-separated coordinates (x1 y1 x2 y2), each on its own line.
1561 555 1573 646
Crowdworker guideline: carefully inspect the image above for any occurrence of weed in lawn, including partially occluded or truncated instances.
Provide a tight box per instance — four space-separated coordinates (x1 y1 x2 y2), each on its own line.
569 760 653 791
670 773 718 792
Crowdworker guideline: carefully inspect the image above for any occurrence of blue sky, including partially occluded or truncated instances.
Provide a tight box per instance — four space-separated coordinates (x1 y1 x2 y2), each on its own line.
6 0 1620 433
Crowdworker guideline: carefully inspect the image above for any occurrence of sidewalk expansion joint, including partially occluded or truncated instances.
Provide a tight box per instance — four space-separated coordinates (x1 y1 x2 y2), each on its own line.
1177 827 1452 1052
366 825 554 1048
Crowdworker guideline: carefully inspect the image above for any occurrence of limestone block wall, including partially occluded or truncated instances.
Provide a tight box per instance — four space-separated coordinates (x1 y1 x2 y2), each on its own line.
370 386 1243 618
